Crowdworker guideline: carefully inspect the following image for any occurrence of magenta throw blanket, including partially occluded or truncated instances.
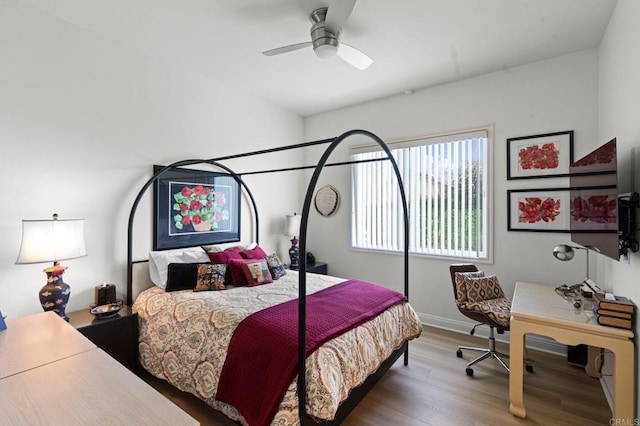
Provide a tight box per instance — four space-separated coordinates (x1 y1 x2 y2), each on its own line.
215 279 407 426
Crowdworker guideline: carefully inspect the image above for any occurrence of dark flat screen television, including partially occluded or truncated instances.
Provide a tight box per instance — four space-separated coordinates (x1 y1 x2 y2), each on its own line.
569 138 638 261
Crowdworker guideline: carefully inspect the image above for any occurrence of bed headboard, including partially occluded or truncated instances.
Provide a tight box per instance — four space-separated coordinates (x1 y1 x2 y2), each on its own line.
131 260 155 303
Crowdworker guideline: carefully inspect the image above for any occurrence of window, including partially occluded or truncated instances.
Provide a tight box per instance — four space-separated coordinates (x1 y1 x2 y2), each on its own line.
351 128 491 260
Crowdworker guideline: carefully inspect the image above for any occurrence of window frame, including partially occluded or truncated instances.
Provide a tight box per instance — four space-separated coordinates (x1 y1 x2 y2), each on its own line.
349 126 494 262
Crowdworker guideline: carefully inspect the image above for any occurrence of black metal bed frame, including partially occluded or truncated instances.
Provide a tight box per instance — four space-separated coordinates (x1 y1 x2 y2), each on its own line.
126 129 410 424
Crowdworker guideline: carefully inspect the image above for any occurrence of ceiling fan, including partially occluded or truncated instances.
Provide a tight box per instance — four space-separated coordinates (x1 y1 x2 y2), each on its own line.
262 0 373 70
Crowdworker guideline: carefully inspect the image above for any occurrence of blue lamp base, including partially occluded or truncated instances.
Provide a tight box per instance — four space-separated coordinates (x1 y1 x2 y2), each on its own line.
39 264 71 321
288 236 299 269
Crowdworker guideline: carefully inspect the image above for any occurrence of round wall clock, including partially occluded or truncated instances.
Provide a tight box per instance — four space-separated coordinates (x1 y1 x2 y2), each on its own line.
314 185 340 217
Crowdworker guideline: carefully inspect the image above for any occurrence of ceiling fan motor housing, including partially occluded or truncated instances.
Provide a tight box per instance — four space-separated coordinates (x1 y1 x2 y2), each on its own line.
310 8 338 58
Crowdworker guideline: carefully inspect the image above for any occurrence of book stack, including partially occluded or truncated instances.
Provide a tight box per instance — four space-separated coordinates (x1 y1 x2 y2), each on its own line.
592 293 635 330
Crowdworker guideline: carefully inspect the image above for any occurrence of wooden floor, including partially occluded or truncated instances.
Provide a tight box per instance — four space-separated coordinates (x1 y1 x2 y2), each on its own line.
141 325 612 425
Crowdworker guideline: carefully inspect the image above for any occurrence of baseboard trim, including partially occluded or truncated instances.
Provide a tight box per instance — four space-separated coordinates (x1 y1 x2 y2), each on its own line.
418 312 567 356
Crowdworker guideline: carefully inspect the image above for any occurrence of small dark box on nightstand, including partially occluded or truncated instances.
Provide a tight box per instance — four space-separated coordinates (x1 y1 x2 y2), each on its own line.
95 283 117 306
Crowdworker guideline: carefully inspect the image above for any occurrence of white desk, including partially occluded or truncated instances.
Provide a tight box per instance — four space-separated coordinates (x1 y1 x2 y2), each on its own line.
509 282 635 422
0 312 198 425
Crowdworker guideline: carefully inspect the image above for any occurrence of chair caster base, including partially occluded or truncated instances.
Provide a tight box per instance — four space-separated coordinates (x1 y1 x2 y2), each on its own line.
526 363 534 373
466 367 474 376
456 349 463 358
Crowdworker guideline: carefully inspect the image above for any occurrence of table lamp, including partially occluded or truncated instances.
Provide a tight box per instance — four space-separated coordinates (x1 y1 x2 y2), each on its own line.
285 213 301 269
16 214 87 320
552 244 599 295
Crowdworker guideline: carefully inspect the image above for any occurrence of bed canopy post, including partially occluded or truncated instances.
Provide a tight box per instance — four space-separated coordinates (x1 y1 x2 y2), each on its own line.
296 129 409 423
126 160 259 306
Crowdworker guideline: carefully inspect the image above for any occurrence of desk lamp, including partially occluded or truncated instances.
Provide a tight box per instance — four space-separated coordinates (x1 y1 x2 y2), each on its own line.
552 244 599 295
285 213 301 269
16 214 87 320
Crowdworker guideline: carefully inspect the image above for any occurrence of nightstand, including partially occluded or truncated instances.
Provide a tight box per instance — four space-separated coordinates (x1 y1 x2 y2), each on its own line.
289 262 328 275
67 305 138 372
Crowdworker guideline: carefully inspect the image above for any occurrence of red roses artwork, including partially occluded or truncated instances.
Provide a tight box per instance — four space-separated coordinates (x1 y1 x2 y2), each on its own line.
172 184 230 232
154 166 241 250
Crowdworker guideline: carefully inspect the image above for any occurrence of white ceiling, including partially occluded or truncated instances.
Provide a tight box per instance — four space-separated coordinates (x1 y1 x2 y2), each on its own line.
21 0 617 117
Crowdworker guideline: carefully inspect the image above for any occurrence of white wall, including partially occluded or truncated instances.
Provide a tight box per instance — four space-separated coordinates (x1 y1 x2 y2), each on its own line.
0 1 304 319
596 0 640 412
597 0 640 311
304 49 600 334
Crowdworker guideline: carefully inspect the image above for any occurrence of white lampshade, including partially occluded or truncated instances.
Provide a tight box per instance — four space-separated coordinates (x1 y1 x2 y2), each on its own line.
284 213 301 237
16 215 87 264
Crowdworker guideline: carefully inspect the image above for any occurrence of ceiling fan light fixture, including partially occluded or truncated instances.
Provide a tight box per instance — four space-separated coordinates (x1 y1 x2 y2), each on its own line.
314 43 338 59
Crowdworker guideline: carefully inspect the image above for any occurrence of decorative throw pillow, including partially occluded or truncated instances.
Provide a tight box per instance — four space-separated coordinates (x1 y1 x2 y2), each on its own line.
240 258 273 286
454 271 484 305
194 263 227 292
207 248 243 284
464 275 505 304
266 253 286 279
227 258 250 286
240 245 267 260
165 262 211 292
149 247 210 288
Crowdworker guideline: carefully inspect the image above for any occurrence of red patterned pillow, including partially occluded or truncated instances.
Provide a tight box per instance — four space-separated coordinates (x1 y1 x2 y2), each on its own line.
240 258 273 286
240 245 267 260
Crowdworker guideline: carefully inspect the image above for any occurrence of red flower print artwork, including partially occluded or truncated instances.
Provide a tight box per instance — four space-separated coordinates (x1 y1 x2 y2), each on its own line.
172 184 230 232
518 197 561 224
518 142 560 171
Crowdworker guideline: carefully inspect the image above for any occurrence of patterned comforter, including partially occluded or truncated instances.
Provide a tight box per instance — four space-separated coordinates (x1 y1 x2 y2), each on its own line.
133 270 422 424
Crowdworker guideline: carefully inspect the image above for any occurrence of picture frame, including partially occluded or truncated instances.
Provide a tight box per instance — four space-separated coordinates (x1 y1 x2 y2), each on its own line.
507 130 574 180
153 165 241 250
507 187 571 232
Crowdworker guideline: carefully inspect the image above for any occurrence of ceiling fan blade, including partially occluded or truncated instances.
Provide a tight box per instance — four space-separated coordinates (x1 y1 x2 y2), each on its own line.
325 0 357 34
263 41 313 56
337 43 372 70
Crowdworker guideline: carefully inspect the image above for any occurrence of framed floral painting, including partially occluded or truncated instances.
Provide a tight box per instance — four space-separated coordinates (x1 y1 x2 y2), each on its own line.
153 165 241 250
507 130 574 180
507 188 571 232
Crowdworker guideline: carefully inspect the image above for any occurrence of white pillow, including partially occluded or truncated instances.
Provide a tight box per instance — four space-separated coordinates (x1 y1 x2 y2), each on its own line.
149 247 210 288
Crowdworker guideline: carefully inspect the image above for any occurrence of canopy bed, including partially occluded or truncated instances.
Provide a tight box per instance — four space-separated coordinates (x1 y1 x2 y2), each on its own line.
126 129 422 425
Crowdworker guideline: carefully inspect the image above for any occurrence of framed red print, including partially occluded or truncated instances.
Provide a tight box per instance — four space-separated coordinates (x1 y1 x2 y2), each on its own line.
507 131 574 180
507 188 571 232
